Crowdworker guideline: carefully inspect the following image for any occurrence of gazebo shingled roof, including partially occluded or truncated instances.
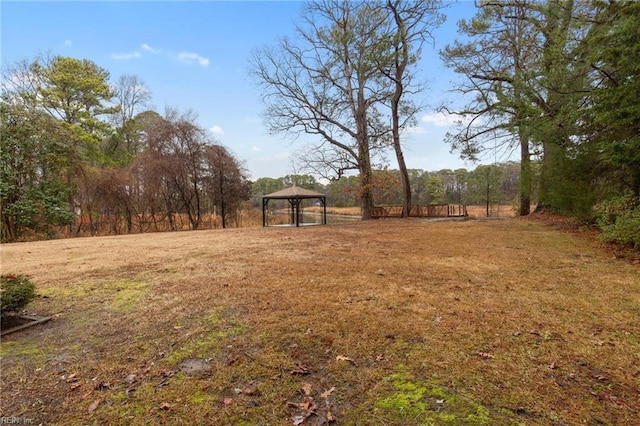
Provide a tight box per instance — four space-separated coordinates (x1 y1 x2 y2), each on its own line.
262 185 327 227
263 185 326 199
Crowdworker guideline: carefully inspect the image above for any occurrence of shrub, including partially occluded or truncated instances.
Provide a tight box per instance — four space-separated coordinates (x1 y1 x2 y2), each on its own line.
594 195 640 249
0 274 36 317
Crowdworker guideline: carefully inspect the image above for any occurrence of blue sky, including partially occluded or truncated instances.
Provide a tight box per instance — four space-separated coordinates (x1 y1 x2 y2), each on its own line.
1 0 490 180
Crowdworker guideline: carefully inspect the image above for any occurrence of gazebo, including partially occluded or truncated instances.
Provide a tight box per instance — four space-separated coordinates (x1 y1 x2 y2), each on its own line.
262 185 327 227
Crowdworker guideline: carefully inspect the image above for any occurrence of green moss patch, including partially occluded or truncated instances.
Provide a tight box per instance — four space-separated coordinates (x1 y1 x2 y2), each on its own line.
373 372 516 425
109 281 148 311
0 339 52 359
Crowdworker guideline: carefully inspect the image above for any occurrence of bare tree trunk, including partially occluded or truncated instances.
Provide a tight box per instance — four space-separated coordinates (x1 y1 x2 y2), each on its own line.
387 0 414 218
392 110 412 217
357 116 375 220
390 64 411 217
359 166 375 220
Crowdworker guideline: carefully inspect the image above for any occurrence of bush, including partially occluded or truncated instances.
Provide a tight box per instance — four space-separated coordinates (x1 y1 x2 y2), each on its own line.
0 274 36 317
594 195 640 249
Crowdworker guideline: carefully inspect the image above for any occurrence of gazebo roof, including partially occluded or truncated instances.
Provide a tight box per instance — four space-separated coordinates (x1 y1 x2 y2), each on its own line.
263 185 325 200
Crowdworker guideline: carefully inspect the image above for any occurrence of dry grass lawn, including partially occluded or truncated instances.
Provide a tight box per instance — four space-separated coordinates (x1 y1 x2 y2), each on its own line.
1 218 638 425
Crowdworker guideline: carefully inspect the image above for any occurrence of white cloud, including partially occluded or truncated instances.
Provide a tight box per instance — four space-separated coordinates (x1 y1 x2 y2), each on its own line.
141 43 159 53
177 52 210 67
64 40 73 47
111 51 142 60
251 146 262 152
209 125 224 135
421 112 460 127
120 43 209 68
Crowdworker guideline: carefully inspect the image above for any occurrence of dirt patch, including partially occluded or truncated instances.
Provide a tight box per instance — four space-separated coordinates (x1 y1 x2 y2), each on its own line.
0 218 638 425
176 358 213 377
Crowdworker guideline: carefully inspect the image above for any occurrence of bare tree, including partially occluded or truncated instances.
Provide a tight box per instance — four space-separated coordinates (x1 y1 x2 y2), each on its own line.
251 1 393 219
132 108 249 231
381 0 444 216
203 145 250 228
111 74 152 154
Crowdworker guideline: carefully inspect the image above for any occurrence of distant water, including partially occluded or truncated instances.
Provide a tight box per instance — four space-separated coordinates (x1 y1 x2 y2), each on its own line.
270 212 361 225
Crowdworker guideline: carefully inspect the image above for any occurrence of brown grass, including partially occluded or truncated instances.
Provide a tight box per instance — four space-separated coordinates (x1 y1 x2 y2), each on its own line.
1 218 638 425
465 204 520 218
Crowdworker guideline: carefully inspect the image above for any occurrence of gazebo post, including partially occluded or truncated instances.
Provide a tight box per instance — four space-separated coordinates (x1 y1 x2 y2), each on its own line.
288 198 300 226
291 198 301 227
262 198 268 227
322 197 327 225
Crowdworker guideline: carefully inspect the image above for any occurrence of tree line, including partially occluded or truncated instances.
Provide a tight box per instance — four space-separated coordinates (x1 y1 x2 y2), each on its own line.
1 56 249 242
251 0 638 247
252 162 520 213
2 1 638 248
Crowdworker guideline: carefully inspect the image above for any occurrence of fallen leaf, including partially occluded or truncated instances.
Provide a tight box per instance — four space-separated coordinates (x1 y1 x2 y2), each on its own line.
292 415 305 425
376 354 385 361
477 352 494 359
307 400 318 414
320 386 335 399
290 364 311 375
88 399 101 413
243 386 259 395
300 396 311 410
159 402 171 410
302 382 313 396
223 397 233 405
326 409 336 422
287 396 317 414
70 382 82 390
336 355 356 365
